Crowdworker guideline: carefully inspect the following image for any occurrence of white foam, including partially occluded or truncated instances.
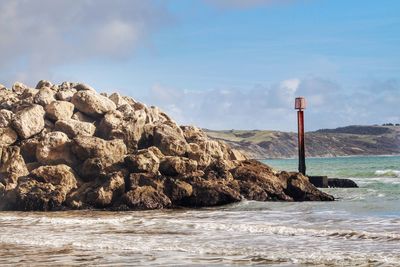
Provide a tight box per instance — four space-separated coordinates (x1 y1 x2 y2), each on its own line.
375 169 400 178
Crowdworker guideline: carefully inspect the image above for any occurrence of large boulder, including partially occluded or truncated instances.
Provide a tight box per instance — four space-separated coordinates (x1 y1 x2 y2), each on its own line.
45 101 74 121
72 136 127 161
97 109 146 153
71 90 116 116
11 104 45 139
153 124 189 156
124 147 161 174
54 119 96 138
36 131 76 166
159 156 197 176
122 186 171 210
34 87 56 106
13 164 78 211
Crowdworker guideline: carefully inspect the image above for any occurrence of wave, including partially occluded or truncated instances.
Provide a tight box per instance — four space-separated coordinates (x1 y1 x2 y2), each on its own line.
375 169 400 178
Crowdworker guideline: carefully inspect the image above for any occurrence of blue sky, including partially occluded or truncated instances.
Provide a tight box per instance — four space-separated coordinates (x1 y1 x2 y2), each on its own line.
1 0 399 131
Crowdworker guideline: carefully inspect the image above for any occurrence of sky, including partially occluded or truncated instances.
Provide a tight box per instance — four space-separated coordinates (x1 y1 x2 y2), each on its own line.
0 0 399 131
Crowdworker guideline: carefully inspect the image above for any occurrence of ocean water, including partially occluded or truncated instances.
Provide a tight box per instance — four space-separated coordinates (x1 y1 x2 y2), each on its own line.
0 156 399 266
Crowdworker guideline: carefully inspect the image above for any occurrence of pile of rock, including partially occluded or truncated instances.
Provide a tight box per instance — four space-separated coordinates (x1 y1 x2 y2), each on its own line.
0 81 333 211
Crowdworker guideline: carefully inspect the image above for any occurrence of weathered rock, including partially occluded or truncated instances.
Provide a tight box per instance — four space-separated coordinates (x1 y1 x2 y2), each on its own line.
11 104 45 139
122 186 171 210
36 131 76 166
0 109 14 127
56 89 76 101
12 82 28 95
183 177 241 207
0 127 18 146
282 172 335 201
164 178 193 204
55 119 96 138
85 171 125 208
0 146 29 189
0 80 335 211
71 111 95 123
45 101 74 121
109 93 128 107
34 87 56 106
72 136 127 161
97 109 147 153
14 164 78 211
71 90 116 116
328 178 358 188
73 83 96 92
231 160 292 201
124 147 161 174
153 124 188 156
159 156 197 176
35 80 53 89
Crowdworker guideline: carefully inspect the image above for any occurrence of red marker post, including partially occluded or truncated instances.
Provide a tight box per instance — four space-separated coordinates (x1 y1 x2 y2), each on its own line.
295 97 306 175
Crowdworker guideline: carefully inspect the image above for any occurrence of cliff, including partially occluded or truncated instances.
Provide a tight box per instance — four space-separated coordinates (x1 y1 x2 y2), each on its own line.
205 126 400 159
0 81 333 211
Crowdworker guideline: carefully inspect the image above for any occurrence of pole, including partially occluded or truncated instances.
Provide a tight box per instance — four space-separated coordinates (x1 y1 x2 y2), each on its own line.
297 110 306 175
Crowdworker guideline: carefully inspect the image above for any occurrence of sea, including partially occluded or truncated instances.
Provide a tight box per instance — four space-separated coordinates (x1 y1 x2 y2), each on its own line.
0 156 399 266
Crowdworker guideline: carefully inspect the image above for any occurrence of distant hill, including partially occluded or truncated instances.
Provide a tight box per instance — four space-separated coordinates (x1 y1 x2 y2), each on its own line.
205 125 400 159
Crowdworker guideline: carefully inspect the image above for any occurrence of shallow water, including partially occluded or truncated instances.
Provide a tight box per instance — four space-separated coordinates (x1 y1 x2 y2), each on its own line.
0 156 399 266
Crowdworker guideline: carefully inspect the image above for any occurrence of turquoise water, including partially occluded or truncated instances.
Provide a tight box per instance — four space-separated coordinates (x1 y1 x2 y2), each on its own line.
263 155 400 178
0 156 399 266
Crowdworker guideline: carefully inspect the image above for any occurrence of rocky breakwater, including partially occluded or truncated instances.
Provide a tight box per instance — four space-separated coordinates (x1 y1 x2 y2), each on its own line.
0 81 334 211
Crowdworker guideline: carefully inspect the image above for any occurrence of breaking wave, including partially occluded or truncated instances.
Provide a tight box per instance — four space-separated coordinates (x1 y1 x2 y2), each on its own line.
375 169 400 178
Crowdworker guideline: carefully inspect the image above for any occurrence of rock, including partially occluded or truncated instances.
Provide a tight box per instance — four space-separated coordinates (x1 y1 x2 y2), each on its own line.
282 172 335 201
71 111 95 123
0 127 18 146
72 136 127 161
35 80 53 89
86 171 125 208
11 104 45 139
14 164 78 211
164 178 193 204
231 160 292 201
31 164 78 188
73 83 96 92
109 93 128 107
71 90 116 116
97 109 146 152
328 178 358 188
0 146 29 189
181 126 208 143
56 89 76 101
12 82 28 95
45 101 74 121
124 148 161 174
20 138 40 163
36 131 76 166
122 186 171 210
20 88 39 99
0 80 335 211
159 156 197 176
54 119 96 138
153 124 188 156
0 109 14 127
34 87 56 106
183 177 241 207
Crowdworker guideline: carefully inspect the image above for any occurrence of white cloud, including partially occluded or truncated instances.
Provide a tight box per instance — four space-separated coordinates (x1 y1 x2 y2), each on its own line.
0 0 170 85
143 78 400 131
